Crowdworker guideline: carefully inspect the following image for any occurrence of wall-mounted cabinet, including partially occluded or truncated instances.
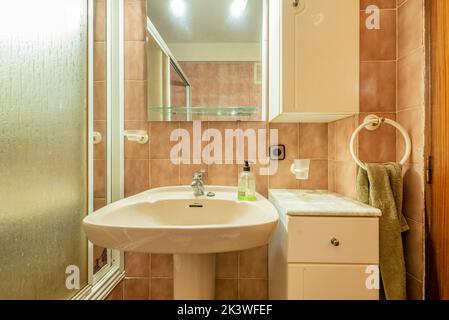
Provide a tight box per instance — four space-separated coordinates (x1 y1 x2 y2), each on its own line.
269 0 359 123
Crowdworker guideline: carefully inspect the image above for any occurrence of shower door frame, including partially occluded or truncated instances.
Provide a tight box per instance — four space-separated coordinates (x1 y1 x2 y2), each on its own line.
73 0 125 300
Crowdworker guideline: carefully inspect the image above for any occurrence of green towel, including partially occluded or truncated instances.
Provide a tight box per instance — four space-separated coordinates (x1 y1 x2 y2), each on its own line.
357 163 409 300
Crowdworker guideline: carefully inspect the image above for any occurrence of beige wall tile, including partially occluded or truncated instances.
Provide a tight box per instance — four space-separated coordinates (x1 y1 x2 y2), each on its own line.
328 161 336 192
396 107 425 164
398 0 424 58
328 122 336 161
403 218 424 281
402 164 425 222
397 49 425 110
334 161 358 199
335 116 358 162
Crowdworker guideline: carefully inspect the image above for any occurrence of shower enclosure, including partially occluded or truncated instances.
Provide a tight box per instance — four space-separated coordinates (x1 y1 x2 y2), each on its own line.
0 0 124 299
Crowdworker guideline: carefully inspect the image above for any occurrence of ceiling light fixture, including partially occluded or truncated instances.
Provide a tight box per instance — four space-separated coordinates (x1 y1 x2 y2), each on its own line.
170 0 186 18
230 0 248 17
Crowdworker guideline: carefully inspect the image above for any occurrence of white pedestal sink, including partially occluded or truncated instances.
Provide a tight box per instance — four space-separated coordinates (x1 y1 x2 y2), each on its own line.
83 186 279 300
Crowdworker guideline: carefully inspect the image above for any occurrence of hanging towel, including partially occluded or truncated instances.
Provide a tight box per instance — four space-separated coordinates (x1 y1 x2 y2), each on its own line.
356 163 409 300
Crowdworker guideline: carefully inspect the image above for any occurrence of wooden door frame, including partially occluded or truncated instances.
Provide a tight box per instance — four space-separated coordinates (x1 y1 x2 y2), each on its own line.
423 0 432 300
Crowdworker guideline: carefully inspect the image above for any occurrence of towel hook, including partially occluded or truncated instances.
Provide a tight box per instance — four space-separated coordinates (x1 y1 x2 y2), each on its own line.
349 115 412 171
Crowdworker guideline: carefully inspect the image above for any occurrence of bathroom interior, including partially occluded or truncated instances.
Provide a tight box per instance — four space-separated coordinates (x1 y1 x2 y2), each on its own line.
1 0 449 302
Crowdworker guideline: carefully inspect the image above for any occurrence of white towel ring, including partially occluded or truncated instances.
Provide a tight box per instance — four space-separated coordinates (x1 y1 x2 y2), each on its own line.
349 115 412 171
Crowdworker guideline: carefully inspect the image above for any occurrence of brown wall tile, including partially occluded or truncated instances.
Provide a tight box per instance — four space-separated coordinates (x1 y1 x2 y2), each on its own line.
150 159 180 188
151 254 174 278
238 279 268 300
358 113 397 163
124 278 150 300
125 41 147 80
124 0 146 41
403 218 424 281
124 121 149 159
124 159 149 197
215 279 238 300
106 280 123 300
360 61 396 112
125 81 148 121
360 0 397 9
239 246 268 279
216 252 239 279
151 278 174 300
125 252 150 278
299 124 328 159
360 9 396 61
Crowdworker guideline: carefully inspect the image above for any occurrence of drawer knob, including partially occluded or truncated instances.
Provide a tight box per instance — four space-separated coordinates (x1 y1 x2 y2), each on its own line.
330 238 340 247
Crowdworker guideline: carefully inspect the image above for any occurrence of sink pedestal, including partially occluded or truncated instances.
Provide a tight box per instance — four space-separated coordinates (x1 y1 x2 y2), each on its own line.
173 254 216 300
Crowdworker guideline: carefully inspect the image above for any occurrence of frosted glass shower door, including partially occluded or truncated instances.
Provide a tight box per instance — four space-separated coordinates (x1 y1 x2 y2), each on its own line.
0 0 89 299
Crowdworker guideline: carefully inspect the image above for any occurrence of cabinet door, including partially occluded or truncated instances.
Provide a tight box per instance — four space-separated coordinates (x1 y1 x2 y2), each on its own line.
287 216 379 264
282 0 359 115
288 264 379 300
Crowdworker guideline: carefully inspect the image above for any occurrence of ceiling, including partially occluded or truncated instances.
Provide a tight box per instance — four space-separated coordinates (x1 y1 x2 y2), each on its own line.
147 0 263 43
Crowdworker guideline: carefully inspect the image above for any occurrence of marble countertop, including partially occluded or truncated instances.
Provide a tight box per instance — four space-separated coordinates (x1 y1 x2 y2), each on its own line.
268 189 381 217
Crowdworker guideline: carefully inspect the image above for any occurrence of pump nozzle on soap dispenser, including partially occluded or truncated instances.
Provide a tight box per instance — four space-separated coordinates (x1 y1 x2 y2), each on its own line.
238 160 257 201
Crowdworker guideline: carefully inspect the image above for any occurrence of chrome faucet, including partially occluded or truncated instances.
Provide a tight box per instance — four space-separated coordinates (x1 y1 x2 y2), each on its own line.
191 170 205 197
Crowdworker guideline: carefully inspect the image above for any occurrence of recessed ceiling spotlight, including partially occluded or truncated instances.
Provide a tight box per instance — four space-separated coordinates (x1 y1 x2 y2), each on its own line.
230 0 248 17
170 0 186 17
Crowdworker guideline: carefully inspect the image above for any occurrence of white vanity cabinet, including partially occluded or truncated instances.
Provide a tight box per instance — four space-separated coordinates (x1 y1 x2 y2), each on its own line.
269 0 359 123
268 190 380 300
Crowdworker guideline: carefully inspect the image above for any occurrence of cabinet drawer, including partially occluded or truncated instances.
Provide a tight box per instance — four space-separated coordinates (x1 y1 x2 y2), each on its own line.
287 264 379 300
287 217 378 264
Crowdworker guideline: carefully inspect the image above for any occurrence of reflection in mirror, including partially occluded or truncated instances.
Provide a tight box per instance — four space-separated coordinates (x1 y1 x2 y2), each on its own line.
147 0 265 121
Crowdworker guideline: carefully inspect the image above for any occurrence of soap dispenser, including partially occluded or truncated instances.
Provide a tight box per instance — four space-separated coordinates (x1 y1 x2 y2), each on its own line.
238 161 257 201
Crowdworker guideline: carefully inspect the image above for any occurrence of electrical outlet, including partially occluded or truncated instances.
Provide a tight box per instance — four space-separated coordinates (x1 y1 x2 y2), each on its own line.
269 145 286 160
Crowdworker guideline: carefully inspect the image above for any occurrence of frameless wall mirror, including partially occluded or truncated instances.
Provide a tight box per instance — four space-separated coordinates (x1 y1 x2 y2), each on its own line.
147 0 266 121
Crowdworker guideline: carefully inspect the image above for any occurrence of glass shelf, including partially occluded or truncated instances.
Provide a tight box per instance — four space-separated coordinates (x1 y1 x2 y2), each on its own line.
148 106 258 116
